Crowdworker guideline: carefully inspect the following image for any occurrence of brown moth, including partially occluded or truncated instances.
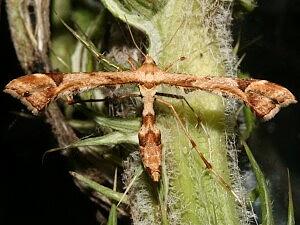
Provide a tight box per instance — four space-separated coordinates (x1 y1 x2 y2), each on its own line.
4 55 297 182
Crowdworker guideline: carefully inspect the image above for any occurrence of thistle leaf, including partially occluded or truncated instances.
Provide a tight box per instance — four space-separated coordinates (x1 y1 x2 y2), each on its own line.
71 132 138 147
94 116 140 133
243 141 274 225
45 131 138 156
287 169 295 225
107 204 118 225
70 171 129 204
55 12 120 71
107 168 119 225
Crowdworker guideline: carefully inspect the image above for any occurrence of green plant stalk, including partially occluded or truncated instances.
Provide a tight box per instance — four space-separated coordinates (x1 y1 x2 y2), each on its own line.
101 0 243 224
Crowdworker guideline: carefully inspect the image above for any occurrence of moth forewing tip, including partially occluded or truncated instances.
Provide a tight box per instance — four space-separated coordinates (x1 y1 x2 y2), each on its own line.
261 106 280 121
4 87 41 116
261 97 297 121
29 108 40 116
3 87 23 101
282 98 297 107
277 85 297 106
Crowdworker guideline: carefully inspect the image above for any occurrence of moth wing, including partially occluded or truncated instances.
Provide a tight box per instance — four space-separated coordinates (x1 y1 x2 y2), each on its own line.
4 71 139 115
159 73 296 120
243 80 297 120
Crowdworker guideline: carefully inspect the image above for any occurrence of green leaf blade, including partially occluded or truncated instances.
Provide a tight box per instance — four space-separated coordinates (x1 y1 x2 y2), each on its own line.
70 171 129 204
71 132 138 147
287 169 295 225
94 116 140 133
107 204 118 225
243 141 274 225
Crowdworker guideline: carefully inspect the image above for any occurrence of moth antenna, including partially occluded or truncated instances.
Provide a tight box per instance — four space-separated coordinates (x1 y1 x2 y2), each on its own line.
156 18 185 57
124 17 147 59
127 56 137 70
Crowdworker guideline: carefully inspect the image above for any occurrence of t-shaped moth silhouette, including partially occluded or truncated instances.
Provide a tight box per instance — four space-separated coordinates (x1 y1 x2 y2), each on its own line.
4 55 297 184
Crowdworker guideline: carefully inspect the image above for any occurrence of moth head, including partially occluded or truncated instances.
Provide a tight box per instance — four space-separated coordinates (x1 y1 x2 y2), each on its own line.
143 55 156 65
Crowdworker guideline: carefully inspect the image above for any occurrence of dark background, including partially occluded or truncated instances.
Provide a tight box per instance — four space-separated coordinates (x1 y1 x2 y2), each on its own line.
237 0 300 224
0 0 299 225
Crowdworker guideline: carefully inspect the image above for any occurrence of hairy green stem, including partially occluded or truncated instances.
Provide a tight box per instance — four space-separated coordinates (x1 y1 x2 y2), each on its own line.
101 0 245 224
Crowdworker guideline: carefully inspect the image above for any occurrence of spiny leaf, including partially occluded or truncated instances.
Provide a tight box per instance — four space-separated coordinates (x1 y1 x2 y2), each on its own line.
248 187 259 205
71 11 106 72
45 131 138 155
238 0 257 12
55 12 120 71
68 119 96 131
103 153 124 167
241 106 256 140
71 132 138 147
107 168 118 225
70 171 129 204
287 169 295 225
94 116 140 133
243 141 274 225
107 204 118 225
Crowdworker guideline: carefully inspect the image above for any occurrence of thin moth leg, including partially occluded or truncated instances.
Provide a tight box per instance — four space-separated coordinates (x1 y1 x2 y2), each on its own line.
156 91 201 126
127 58 137 71
70 93 142 104
155 97 242 205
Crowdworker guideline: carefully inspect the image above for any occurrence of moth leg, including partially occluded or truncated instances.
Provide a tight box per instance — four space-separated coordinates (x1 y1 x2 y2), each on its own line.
70 93 142 104
127 56 138 71
70 93 142 117
118 93 142 99
156 92 201 128
155 97 242 205
69 97 106 104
